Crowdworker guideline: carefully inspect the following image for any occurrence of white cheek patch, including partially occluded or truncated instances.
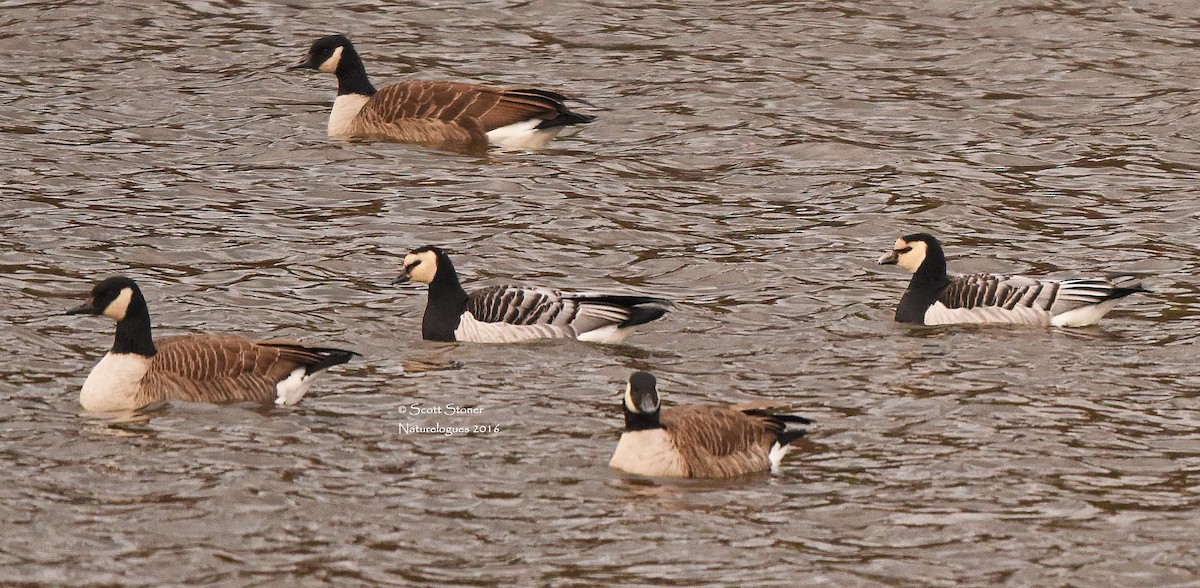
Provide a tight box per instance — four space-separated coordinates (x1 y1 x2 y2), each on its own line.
408 252 438 284
103 288 134 321
624 383 637 412
318 46 343 73
898 241 927 273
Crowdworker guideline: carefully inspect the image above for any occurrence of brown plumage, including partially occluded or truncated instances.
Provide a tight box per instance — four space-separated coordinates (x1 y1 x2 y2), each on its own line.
133 335 347 406
67 276 357 413
658 405 797 478
610 372 811 478
291 35 595 152
349 82 585 150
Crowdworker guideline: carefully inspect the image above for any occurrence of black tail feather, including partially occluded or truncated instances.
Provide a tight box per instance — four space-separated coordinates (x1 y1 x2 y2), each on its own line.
301 348 360 375
583 295 671 328
536 110 597 129
747 411 812 446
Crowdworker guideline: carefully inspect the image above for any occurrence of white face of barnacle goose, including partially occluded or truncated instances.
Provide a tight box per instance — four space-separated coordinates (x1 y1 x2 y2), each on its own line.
879 237 928 274
401 250 440 284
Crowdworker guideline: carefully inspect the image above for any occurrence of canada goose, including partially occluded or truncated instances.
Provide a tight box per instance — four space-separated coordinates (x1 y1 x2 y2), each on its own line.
609 372 811 478
392 246 671 344
289 34 596 151
66 276 357 413
878 233 1147 326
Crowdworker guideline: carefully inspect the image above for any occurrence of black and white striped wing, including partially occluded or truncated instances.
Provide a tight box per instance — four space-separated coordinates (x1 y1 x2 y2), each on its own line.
467 285 574 326
930 273 1142 326
1047 278 1136 314
928 273 1057 325
454 285 579 342
459 285 661 343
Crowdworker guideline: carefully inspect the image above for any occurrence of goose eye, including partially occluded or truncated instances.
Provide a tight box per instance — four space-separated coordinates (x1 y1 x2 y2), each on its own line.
896 246 912 254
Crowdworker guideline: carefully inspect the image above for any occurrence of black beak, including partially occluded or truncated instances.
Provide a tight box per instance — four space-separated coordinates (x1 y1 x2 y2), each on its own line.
392 274 411 286
288 58 315 71
66 301 100 316
878 251 900 265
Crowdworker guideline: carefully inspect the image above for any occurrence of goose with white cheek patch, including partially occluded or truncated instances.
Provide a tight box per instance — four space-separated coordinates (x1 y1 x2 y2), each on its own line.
66 276 357 413
289 35 595 152
609 372 812 478
878 233 1147 327
393 246 671 344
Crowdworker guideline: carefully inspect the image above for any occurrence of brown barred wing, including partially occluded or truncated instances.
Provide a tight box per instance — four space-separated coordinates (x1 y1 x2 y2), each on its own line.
141 335 345 405
659 405 777 478
360 81 584 136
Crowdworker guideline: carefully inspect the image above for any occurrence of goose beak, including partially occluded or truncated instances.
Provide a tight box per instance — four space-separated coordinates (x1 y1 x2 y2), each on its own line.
288 58 315 71
66 301 100 316
635 394 659 414
878 251 899 265
392 274 412 286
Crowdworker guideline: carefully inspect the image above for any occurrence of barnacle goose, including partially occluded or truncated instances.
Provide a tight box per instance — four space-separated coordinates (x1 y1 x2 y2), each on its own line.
878 233 1146 326
392 246 671 344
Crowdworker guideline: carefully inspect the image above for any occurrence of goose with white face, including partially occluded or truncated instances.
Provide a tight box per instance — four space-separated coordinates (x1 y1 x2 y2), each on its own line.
878 236 928 273
392 246 672 344
394 249 439 285
878 232 1147 326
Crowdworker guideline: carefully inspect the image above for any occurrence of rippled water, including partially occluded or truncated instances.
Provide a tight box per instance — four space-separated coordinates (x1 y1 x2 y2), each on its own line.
3 0 1199 585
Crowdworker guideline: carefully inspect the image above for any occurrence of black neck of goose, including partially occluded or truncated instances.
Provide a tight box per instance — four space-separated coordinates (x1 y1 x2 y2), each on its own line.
910 244 950 290
422 256 470 341
335 47 376 97
112 293 157 357
896 244 951 323
624 407 663 432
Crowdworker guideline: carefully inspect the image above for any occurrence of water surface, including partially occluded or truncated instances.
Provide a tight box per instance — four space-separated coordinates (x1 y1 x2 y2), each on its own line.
2 0 1199 585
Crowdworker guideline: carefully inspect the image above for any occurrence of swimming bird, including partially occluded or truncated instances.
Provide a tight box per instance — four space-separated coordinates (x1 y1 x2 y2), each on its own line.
609 372 811 478
392 246 671 344
878 232 1146 326
289 34 596 151
66 276 357 412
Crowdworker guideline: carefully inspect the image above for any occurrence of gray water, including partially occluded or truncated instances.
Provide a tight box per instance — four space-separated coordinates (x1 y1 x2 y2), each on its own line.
3 0 1199 585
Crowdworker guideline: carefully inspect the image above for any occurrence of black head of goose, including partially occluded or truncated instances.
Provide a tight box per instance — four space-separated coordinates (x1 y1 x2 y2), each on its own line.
289 34 596 152
878 232 1147 326
66 276 357 413
392 246 671 344
609 371 812 478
